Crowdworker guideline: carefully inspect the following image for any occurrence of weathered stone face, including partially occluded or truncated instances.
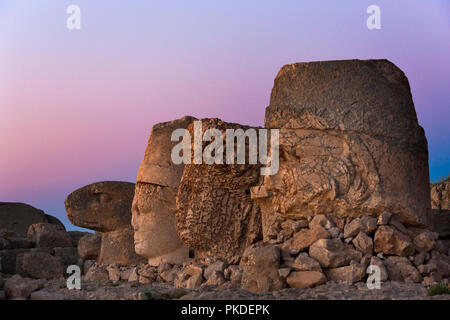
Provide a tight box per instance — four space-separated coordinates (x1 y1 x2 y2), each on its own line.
254 59 430 228
176 118 263 264
132 183 189 265
65 181 145 265
132 116 195 266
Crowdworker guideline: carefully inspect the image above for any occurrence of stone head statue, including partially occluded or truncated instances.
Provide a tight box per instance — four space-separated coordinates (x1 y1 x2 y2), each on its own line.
252 59 431 240
132 116 195 266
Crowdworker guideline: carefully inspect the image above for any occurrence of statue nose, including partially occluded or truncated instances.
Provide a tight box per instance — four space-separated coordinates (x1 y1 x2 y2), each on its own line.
131 206 139 230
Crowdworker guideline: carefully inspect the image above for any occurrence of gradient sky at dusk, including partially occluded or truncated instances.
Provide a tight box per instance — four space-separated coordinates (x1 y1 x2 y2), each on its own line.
1 1 449 230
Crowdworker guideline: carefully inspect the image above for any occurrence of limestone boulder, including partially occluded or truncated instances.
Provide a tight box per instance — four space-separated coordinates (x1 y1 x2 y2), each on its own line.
0 230 33 250
132 117 195 266
282 226 329 252
0 248 49 274
385 256 422 283
239 244 284 293
369 256 389 281
413 231 438 252
205 271 226 286
65 181 145 265
136 116 196 188
100 228 144 266
132 184 189 266
77 232 101 260
176 118 263 263
83 263 109 282
4 275 45 300
325 263 366 284
185 274 204 289
292 252 322 272
258 59 430 226
65 181 135 232
352 231 373 255
17 251 64 279
431 178 449 210
344 217 377 238
6 236 32 249
67 231 89 247
309 239 362 268
286 271 327 289
0 202 64 237
0 238 10 250
431 209 450 239
374 225 415 257
27 223 73 248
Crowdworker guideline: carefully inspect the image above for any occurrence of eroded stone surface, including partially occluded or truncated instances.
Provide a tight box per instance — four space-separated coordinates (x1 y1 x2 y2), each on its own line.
239 244 284 293
65 181 144 265
65 181 135 232
27 223 73 248
176 118 263 263
132 117 195 266
374 225 414 257
0 203 64 237
286 271 326 289
431 178 450 211
77 233 101 260
325 263 366 284
258 59 430 227
309 239 362 268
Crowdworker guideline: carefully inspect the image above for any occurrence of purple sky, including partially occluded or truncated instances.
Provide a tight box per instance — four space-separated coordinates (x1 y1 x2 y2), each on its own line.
0 1 449 230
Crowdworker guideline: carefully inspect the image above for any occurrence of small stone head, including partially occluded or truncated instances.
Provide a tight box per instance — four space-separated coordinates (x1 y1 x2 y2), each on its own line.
65 181 135 232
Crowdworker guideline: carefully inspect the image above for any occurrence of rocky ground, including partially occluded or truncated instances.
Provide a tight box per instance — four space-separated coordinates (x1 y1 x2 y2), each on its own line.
3 277 450 300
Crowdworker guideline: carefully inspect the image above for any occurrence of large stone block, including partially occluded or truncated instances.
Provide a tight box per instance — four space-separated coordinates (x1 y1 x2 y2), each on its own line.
17 251 64 279
27 223 73 248
431 209 450 239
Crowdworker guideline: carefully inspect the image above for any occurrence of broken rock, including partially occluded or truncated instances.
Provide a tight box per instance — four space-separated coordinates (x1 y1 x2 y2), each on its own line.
240 244 284 294
374 225 415 257
309 239 362 268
